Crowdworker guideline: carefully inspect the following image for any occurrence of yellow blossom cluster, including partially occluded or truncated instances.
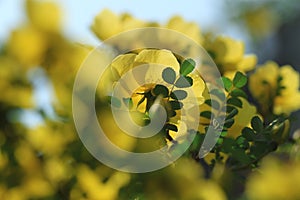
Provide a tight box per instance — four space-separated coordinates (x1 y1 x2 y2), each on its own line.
1 1 300 200
249 61 300 115
204 35 257 79
246 156 300 200
92 9 203 44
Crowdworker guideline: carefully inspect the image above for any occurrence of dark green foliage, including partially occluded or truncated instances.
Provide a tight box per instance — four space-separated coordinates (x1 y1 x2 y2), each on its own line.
152 84 169 97
170 90 187 100
230 88 247 99
200 111 214 119
170 100 183 110
227 97 243 108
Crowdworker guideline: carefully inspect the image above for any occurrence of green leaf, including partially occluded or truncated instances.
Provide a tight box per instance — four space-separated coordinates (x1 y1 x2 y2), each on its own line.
165 123 178 132
170 90 187 100
162 67 177 84
123 98 133 109
226 107 238 119
226 105 236 113
242 127 255 141
227 97 243 108
175 76 193 88
180 58 195 76
205 99 220 110
200 111 213 119
231 148 251 164
233 71 247 88
230 88 247 99
236 136 245 145
251 116 263 133
221 77 233 92
221 137 235 153
167 110 177 118
217 137 224 145
224 118 234 128
189 133 205 152
250 142 267 157
152 84 169 97
170 100 183 110
221 131 228 137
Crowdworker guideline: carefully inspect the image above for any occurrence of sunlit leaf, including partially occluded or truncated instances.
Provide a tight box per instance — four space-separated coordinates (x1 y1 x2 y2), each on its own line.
180 58 195 76
233 71 247 88
221 77 233 92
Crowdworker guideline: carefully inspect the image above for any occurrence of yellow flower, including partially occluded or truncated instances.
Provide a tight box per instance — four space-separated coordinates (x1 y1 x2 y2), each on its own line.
26 0 61 32
2 85 34 108
7 26 47 67
91 9 147 41
204 35 257 78
76 165 130 200
274 93 300 115
22 176 54 198
210 36 244 64
99 48 204 101
249 61 300 115
246 157 300 200
249 61 278 101
140 158 227 200
24 123 74 156
44 157 72 183
1 187 27 200
14 142 40 173
0 55 35 108
273 65 300 114
97 49 205 144
98 108 138 151
165 16 203 44
91 9 204 51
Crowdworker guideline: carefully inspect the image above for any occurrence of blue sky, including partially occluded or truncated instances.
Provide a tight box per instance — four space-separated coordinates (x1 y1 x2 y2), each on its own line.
0 0 246 45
